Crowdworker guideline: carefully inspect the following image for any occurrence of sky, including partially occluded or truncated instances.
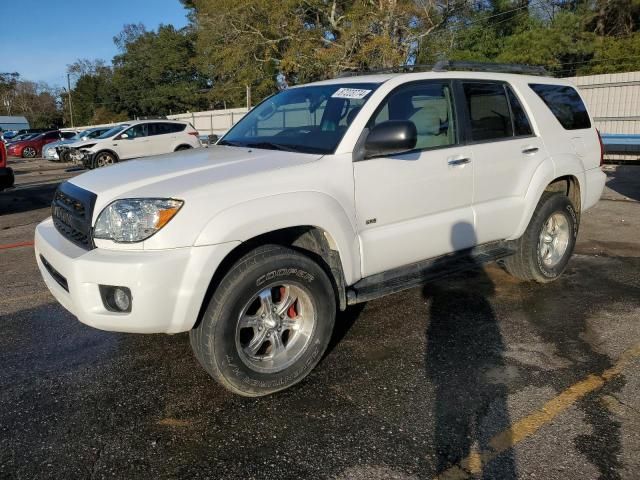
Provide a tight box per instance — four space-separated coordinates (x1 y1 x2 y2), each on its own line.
2 0 189 87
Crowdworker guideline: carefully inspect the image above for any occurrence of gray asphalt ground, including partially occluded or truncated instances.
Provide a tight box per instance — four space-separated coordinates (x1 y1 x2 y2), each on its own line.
1 158 639 480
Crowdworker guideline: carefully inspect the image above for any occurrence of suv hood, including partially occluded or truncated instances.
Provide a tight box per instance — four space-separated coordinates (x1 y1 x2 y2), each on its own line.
67 138 109 149
70 145 323 209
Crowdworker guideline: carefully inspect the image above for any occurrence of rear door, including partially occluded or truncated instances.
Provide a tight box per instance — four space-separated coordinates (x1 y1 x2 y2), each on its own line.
353 80 475 277
458 80 547 244
145 123 175 154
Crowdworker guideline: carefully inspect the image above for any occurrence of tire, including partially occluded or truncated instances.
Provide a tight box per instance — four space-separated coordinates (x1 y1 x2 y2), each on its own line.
93 151 117 168
503 192 578 283
190 245 336 397
174 145 192 151
22 146 37 158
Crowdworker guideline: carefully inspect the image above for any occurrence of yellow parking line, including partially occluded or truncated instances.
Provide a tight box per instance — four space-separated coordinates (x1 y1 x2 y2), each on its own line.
435 343 640 479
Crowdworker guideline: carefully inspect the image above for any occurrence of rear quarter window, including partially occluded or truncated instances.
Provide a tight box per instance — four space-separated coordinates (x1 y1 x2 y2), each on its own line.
529 84 591 130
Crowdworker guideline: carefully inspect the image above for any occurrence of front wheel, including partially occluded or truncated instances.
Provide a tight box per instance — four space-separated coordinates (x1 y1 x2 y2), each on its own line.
93 151 117 168
503 192 578 283
22 146 37 158
190 245 336 396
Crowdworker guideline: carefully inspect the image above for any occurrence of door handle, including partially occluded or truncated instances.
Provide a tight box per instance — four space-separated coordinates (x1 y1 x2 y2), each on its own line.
448 156 471 166
522 146 539 155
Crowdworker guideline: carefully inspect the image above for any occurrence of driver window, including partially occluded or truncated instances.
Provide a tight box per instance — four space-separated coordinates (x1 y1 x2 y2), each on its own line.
125 124 148 139
371 82 457 150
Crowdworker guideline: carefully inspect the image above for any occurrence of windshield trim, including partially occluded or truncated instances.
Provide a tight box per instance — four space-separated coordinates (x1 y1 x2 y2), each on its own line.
97 124 129 140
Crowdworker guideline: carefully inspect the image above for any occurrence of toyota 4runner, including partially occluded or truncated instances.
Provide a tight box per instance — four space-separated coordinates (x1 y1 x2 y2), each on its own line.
35 64 606 396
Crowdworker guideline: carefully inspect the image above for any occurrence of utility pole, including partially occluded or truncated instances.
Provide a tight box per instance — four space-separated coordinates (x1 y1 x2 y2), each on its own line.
67 73 74 128
246 85 251 110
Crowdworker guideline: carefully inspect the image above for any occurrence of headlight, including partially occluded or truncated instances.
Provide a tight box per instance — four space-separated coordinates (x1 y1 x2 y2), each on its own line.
81 143 96 149
93 198 183 243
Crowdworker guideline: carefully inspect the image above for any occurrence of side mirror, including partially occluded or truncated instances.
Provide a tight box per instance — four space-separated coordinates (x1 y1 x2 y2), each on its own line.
208 134 219 145
119 133 129 139
364 120 417 159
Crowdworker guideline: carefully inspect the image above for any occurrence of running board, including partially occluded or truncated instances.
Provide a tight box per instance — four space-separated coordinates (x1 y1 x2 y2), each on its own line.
346 242 515 305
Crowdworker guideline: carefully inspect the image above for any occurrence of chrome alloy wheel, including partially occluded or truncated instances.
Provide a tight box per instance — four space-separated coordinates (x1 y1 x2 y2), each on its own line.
538 212 570 268
236 284 316 373
96 152 115 167
23 146 37 158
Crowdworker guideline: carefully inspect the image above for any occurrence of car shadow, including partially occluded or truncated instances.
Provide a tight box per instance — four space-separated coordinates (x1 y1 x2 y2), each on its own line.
423 222 517 478
0 181 59 216
605 165 640 201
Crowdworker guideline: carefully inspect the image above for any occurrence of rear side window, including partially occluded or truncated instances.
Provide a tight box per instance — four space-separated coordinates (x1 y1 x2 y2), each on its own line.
166 123 186 133
529 84 591 130
462 82 513 141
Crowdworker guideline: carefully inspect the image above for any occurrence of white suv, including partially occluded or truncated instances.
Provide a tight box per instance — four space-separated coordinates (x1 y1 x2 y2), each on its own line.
67 120 201 168
35 64 606 396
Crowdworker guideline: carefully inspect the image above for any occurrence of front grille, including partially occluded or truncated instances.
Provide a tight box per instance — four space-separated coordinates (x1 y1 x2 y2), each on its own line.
51 182 97 250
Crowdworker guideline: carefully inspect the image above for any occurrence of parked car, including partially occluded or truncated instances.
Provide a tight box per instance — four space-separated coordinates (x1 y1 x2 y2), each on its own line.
6 130 64 158
0 141 13 191
35 63 606 396
1 130 19 142
44 127 113 162
66 120 201 168
3 132 38 145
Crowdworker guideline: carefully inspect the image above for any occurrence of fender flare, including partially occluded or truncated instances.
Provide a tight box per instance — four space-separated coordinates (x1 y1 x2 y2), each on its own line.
510 155 585 239
194 191 361 285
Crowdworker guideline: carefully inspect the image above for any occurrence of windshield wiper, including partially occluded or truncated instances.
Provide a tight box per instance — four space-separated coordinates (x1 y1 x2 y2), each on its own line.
217 139 245 147
245 142 300 152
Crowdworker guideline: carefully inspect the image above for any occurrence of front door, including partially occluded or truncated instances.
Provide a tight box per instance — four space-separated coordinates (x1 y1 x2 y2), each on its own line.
116 123 150 159
353 80 475 277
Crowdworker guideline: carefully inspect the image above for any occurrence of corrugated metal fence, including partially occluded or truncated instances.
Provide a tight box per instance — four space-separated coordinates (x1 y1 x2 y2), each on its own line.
566 71 640 135
167 108 249 136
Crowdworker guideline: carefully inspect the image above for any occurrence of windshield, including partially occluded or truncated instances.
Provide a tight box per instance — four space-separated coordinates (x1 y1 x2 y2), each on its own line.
220 83 379 154
97 124 129 139
72 129 93 140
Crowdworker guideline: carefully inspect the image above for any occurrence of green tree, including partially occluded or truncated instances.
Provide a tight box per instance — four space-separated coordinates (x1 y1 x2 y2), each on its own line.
110 24 209 117
184 0 467 106
67 59 116 126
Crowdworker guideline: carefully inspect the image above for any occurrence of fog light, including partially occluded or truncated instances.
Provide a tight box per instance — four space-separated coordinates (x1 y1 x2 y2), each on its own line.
99 285 132 313
113 288 130 311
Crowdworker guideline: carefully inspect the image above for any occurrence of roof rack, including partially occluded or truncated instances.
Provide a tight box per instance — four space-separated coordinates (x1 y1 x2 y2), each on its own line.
432 60 548 76
336 60 548 78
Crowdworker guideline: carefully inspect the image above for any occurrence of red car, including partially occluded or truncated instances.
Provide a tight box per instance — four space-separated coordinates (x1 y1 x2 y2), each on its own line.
0 141 14 190
6 130 64 158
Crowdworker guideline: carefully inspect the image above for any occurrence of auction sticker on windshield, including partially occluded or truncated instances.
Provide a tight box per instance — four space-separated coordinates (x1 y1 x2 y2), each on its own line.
331 88 372 99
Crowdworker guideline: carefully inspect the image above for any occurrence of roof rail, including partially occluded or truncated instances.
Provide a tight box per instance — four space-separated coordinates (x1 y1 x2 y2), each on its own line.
336 60 548 78
336 64 435 78
432 60 548 76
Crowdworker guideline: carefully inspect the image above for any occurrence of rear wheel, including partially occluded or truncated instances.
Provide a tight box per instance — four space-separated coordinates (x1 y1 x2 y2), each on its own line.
174 145 192 151
190 245 336 397
503 192 578 283
22 146 37 158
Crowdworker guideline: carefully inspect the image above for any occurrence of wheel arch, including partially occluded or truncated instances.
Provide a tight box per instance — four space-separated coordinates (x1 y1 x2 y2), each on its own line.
194 191 360 286
93 148 120 161
510 158 584 240
174 144 192 151
194 226 349 331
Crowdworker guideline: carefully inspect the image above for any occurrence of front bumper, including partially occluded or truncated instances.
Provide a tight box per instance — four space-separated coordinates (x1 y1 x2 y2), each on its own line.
44 147 59 160
0 167 14 190
35 218 240 334
6 146 21 157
